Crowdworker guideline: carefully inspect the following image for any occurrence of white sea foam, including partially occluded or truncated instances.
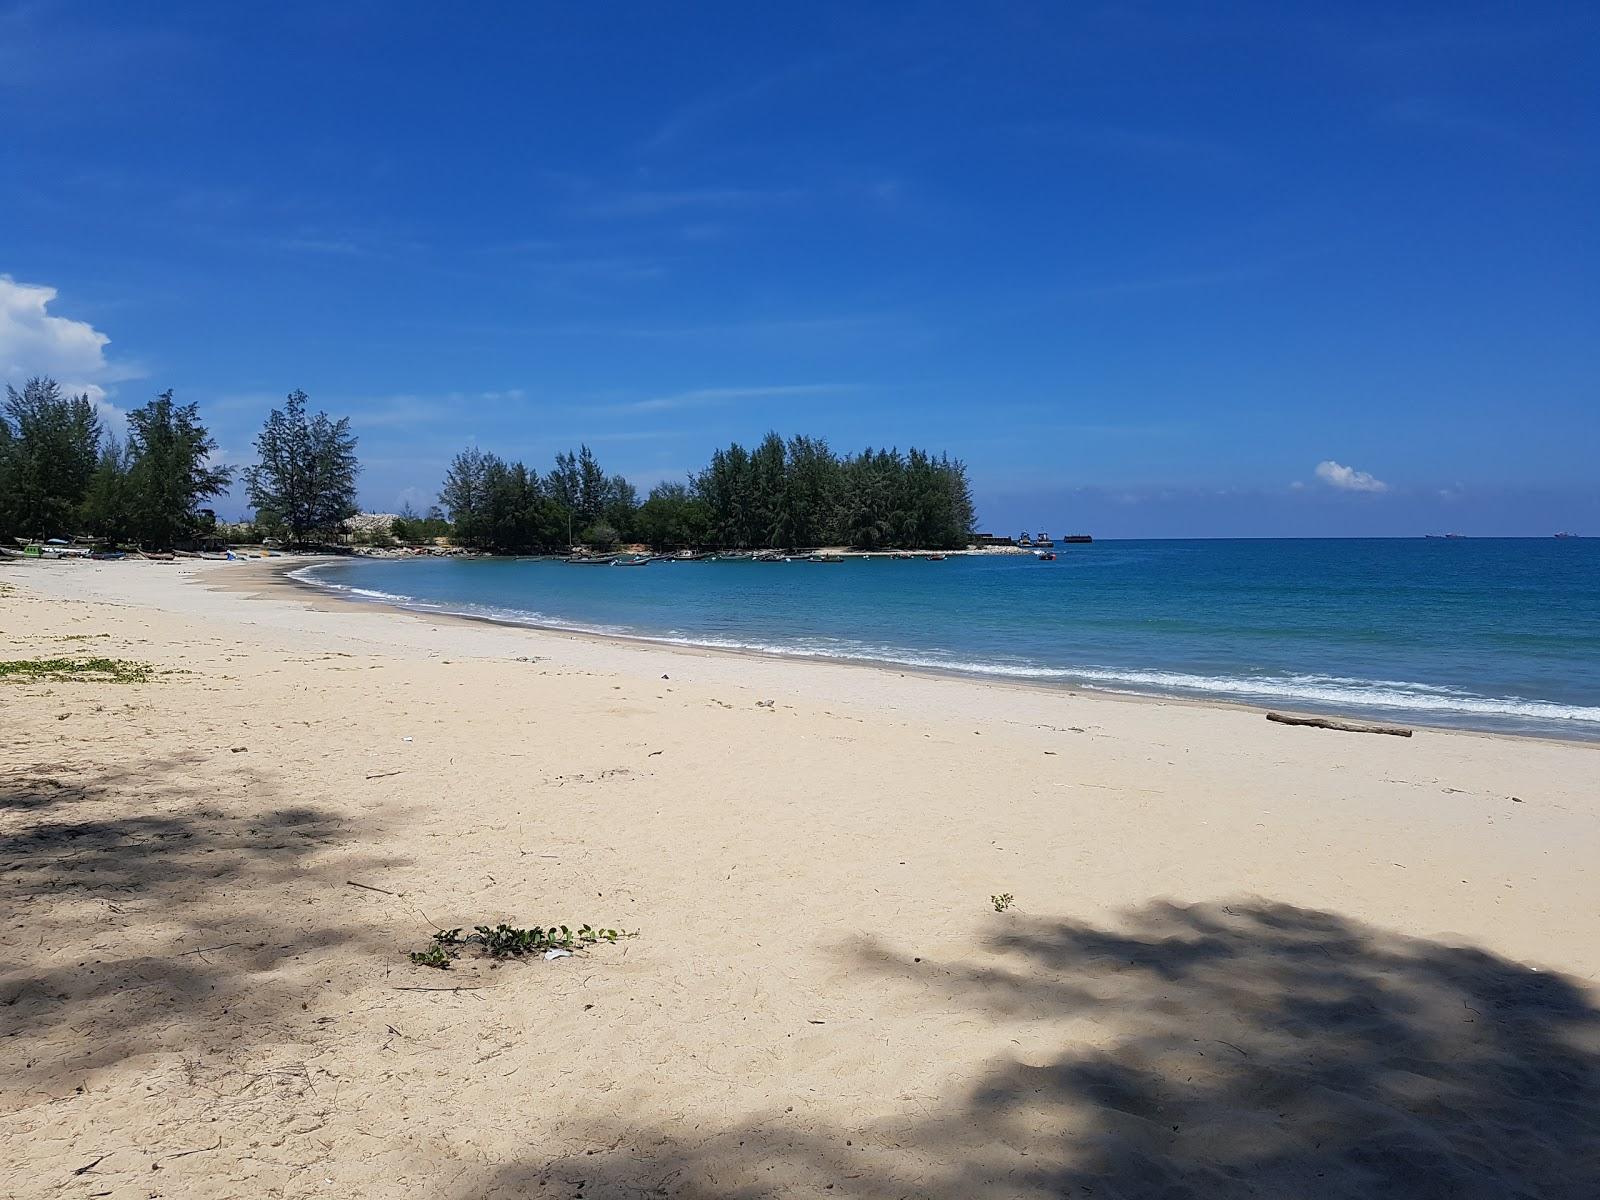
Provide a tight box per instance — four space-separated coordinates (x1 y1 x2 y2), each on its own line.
287 566 1600 728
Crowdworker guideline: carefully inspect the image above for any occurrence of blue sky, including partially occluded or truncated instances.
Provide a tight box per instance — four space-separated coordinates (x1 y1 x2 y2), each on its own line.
2 1 1595 536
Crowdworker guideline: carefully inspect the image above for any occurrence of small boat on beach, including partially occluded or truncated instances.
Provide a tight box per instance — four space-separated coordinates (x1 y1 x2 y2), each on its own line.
926 553 947 561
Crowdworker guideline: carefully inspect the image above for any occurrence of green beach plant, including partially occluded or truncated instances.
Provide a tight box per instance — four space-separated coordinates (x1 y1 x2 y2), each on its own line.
991 893 1015 913
407 922 625 969
0 657 156 684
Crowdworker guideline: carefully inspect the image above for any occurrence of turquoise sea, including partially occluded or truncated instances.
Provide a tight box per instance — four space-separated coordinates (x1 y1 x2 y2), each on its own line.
293 539 1600 739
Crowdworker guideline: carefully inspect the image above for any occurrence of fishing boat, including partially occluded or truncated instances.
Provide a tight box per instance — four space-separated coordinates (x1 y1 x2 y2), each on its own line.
807 553 846 563
1554 532 1578 539
1033 531 1055 548
611 556 650 567
563 555 617 565
926 553 947 561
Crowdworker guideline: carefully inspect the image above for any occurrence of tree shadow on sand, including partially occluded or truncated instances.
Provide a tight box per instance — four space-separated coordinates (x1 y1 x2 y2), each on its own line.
0 755 403 1092
474 900 1600 1199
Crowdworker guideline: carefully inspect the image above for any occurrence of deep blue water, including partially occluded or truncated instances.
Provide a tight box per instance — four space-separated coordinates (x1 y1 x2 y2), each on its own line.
294 539 1600 738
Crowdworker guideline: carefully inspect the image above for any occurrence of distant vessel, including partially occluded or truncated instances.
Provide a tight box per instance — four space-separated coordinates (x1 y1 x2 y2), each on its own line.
1062 534 1093 544
1018 531 1033 547
1033 531 1055 548
1424 533 1466 539
1554 532 1578 539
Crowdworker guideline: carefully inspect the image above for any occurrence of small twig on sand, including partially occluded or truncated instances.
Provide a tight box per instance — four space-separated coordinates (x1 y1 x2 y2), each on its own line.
176 942 242 957
347 879 400 897
365 770 404 780
72 1154 108 1176
161 1136 223 1161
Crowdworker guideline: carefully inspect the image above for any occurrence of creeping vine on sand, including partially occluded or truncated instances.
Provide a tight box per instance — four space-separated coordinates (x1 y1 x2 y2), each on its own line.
991 893 1015 913
409 923 627 969
0 657 156 684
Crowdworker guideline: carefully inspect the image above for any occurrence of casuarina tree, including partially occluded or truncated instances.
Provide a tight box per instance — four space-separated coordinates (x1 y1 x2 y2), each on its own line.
122 390 233 548
244 389 359 546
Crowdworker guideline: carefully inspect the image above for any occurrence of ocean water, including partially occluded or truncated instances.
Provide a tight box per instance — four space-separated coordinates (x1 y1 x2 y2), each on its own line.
292 539 1600 739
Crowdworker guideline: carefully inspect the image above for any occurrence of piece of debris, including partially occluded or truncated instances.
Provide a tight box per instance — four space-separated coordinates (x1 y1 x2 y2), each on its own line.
543 948 573 961
347 879 400 897
1265 711 1412 737
230 746 248 753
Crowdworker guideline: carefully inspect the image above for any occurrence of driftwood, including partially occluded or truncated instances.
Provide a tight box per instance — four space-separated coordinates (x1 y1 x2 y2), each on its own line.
1266 711 1413 737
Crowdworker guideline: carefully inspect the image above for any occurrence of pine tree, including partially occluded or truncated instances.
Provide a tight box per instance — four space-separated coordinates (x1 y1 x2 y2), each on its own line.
243 390 359 546
123 391 232 548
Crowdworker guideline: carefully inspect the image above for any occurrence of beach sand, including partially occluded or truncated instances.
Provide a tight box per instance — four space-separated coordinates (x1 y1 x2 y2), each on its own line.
3 558 1597 1198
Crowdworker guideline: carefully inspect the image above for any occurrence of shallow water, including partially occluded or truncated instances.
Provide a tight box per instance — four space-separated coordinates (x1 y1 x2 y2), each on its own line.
295 539 1600 738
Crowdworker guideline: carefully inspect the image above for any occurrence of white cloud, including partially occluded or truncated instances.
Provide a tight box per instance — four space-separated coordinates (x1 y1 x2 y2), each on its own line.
0 275 140 418
1314 460 1389 493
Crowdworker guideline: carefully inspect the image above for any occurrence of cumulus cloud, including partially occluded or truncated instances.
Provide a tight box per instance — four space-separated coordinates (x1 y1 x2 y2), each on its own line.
0 275 139 416
1314 460 1389 493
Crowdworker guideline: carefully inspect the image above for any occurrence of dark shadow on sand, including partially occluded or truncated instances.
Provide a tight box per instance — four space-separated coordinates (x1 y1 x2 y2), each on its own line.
1 755 401 1084
466 900 1600 1199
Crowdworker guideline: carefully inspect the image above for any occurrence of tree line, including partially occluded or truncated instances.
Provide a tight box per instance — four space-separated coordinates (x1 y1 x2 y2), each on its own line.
440 432 975 553
2 373 977 553
0 377 360 550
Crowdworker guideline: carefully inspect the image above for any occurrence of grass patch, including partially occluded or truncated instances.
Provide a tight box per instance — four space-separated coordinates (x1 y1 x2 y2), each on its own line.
410 923 627 969
0 657 157 684
991 892 1015 913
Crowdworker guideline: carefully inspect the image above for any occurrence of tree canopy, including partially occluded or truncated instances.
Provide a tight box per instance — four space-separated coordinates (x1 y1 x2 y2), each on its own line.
120 391 233 547
0 377 102 540
244 390 359 547
435 433 974 553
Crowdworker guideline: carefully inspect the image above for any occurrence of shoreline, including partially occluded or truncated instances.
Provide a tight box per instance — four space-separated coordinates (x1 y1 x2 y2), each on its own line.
275 554 1597 746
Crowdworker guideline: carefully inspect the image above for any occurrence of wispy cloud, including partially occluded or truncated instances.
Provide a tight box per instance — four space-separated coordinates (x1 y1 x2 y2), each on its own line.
610 383 864 415
533 313 910 344
1315 460 1389 493
275 236 365 256
579 187 801 220
341 390 530 431
641 53 850 153
1012 120 1238 166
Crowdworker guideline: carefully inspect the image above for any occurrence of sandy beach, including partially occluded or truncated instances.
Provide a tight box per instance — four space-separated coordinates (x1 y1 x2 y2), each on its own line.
3 557 1597 1198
